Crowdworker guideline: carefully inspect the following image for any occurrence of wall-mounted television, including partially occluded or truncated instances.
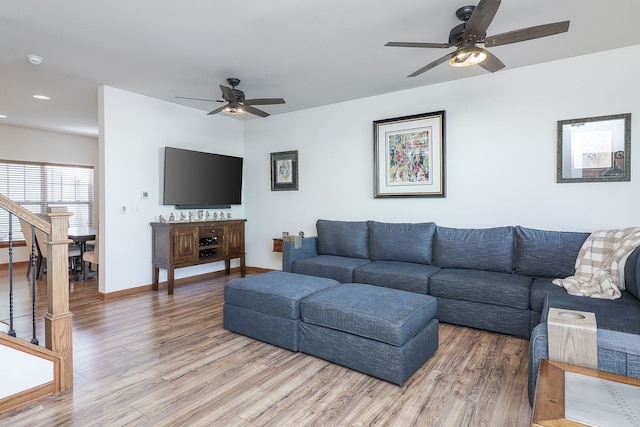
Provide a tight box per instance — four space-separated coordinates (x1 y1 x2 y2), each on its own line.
163 146 243 209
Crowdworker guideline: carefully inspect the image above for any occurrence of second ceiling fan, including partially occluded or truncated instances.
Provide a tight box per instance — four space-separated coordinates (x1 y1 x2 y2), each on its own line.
385 0 570 77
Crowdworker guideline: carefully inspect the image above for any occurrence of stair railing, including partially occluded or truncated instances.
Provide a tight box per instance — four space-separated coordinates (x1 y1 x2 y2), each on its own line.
0 194 74 393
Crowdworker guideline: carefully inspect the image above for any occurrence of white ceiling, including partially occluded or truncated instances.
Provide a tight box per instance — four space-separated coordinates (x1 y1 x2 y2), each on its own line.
1 0 639 137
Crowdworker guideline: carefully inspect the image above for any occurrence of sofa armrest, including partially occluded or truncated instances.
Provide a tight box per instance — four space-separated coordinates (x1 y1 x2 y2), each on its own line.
282 236 318 272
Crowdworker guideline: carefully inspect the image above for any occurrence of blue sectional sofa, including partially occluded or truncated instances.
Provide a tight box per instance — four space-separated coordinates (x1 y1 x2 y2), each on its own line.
283 219 640 402
284 219 593 338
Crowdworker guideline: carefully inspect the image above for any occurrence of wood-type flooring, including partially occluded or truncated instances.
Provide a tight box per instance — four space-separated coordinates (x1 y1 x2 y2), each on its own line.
0 265 532 426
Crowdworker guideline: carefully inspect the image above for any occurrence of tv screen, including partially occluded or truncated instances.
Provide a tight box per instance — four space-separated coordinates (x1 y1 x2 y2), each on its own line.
163 147 243 208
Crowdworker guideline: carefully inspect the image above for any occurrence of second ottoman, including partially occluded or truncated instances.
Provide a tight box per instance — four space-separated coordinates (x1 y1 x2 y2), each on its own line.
300 283 439 385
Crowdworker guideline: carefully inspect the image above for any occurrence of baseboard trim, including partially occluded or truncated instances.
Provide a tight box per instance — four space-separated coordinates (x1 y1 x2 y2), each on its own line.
98 266 274 300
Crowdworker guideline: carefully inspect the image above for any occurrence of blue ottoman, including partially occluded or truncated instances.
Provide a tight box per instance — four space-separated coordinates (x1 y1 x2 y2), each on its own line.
223 271 339 351
300 283 439 385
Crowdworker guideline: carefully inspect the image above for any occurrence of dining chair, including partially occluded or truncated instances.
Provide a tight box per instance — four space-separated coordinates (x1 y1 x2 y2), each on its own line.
83 233 99 277
19 218 41 278
34 228 82 280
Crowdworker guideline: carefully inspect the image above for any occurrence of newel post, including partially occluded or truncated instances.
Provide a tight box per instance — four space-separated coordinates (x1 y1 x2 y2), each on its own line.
43 207 74 391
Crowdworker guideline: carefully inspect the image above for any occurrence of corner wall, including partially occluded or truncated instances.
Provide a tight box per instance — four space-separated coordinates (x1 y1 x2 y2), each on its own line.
99 86 244 294
244 45 640 270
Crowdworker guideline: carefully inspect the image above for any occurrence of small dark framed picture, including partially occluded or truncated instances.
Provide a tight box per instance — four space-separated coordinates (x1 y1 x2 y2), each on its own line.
271 150 298 191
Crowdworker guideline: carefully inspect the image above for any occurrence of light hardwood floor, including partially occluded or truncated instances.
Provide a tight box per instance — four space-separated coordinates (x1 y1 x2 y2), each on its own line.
1 265 532 426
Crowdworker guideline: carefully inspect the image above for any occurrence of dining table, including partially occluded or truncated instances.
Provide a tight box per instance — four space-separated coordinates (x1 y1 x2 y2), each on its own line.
68 226 96 281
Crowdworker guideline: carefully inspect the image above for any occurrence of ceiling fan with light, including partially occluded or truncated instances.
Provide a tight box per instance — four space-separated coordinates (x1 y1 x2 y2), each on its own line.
177 78 285 117
385 0 570 77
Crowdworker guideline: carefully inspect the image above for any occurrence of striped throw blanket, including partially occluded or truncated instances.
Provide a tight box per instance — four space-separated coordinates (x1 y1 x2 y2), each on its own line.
553 227 640 300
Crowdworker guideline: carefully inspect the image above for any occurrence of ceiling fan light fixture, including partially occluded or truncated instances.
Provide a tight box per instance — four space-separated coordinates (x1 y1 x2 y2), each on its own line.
223 104 244 115
449 47 487 67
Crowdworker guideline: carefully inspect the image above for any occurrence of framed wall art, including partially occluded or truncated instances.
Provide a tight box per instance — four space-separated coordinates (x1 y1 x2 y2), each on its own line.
557 113 631 183
270 150 298 191
374 111 445 198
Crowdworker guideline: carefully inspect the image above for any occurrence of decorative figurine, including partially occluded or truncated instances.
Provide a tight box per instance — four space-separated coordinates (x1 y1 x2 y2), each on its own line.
299 231 304 238
227 212 231 219
219 211 224 220
159 214 166 223
197 210 204 221
179 212 186 222
188 211 194 222
206 211 211 220
169 212 175 222
213 211 218 220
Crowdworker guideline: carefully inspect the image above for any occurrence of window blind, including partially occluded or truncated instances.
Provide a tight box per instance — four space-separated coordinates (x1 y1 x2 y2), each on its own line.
0 160 94 242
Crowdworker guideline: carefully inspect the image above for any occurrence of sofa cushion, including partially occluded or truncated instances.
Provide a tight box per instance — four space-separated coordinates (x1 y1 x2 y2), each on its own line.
292 255 371 283
429 268 532 310
301 283 437 347
529 277 571 313
541 292 640 335
624 246 640 300
353 260 440 294
316 219 369 259
515 226 589 278
433 226 515 273
368 221 436 265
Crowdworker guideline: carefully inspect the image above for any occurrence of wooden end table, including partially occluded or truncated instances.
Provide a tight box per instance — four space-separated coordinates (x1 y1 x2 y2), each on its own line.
531 359 640 426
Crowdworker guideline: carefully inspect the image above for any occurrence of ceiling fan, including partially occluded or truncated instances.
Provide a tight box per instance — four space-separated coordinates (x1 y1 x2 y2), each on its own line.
177 78 285 117
385 0 570 77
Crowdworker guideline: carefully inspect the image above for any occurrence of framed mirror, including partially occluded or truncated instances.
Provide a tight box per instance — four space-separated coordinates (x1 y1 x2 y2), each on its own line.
557 113 631 183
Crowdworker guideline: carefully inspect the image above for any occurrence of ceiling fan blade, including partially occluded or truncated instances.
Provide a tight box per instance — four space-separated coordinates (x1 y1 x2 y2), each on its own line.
385 41 451 49
244 105 269 118
176 96 222 103
478 49 505 73
463 0 501 43
484 21 570 47
207 105 226 116
407 53 453 77
220 85 237 103
244 98 286 106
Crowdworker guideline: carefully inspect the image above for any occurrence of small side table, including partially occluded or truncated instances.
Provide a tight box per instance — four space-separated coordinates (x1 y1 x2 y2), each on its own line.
531 359 640 426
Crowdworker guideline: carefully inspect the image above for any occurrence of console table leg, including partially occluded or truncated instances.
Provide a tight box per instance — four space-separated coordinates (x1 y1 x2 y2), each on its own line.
240 255 246 277
225 259 231 275
152 267 159 291
168 267 175 295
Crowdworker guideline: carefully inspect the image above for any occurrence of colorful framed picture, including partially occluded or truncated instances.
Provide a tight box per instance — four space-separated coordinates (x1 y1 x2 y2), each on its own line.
557 113 631 183
270 150 298 191
374 111 446 198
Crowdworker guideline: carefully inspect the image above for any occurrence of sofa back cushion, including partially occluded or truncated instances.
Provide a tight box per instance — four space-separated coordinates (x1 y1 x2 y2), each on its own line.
625 246 640 300
434 226 514 273
316 219 369 259
514 226 589 278
369 221 436 264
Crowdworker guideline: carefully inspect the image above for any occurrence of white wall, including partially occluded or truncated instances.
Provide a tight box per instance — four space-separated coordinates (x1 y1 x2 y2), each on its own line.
0 124 98 263
99 86 244 294
244 45 640 270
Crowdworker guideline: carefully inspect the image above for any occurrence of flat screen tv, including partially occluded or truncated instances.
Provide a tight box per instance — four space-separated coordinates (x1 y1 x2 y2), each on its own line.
163 146 243 208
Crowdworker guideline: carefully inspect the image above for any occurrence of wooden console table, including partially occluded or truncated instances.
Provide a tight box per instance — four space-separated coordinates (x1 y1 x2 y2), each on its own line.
150 219 246 294
531 359 640 426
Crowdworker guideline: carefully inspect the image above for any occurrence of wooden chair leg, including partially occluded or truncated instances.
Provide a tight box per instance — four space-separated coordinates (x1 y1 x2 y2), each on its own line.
37 257 46 280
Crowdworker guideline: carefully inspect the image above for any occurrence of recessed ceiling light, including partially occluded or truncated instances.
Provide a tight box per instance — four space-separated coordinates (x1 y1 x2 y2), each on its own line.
0 114 7 118
33 94 51 100
27 55 43 65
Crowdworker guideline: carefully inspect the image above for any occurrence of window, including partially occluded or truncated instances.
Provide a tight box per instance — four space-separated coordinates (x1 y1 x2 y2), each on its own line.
0 160 94 242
